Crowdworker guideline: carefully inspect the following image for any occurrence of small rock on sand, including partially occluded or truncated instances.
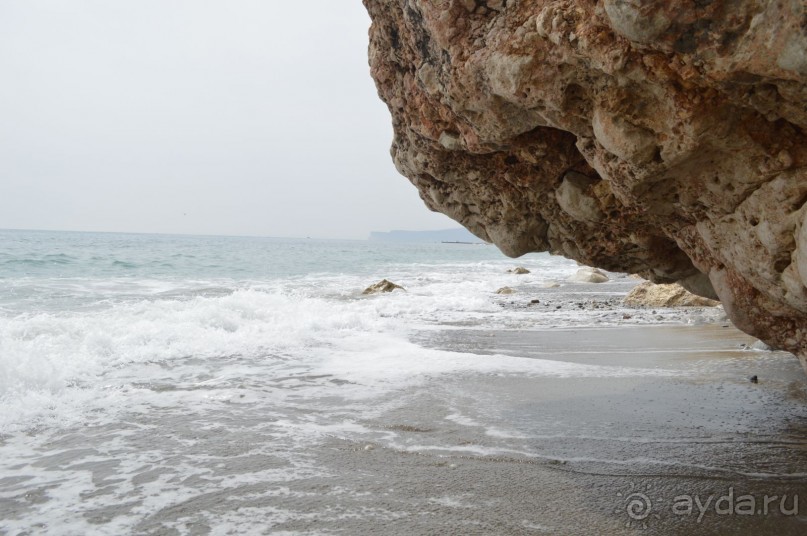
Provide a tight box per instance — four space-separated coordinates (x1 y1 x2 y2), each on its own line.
363 279 405 295
624 281 719 307
568 267 609 283
750 340 775 351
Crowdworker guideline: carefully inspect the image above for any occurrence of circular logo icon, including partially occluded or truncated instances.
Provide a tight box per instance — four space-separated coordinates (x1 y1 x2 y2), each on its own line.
624 492 653 520
616 483 661 529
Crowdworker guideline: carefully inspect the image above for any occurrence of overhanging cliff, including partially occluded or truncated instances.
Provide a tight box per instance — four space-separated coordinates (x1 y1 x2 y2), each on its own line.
364 0 807 369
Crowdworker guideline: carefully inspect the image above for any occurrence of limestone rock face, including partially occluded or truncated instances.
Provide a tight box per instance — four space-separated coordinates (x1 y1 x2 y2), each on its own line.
625 281 721 308
364 0 807 370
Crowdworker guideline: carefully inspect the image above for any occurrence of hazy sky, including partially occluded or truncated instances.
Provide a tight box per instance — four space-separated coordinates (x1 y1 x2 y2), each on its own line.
0 0 456 239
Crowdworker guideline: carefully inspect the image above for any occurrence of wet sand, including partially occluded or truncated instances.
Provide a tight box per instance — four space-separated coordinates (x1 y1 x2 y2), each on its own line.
270 324 807 535
1 325 806 535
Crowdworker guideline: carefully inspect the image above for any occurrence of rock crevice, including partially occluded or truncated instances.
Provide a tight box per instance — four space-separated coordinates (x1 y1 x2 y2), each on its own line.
364 0 807 369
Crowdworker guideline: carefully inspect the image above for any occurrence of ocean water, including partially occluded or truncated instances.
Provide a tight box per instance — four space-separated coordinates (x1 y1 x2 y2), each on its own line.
0 229 689 431
1 229 805 535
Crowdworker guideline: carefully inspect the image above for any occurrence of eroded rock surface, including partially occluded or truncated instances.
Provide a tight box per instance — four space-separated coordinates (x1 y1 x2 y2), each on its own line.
625 281 721 307
364 0 807 370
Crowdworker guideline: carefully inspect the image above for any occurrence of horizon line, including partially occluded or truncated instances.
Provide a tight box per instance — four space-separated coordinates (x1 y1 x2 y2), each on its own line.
0 227 369 242
0 226 470 242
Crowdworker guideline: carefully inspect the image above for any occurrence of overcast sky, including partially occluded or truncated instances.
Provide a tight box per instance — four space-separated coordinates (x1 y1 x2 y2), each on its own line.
0 0 456 239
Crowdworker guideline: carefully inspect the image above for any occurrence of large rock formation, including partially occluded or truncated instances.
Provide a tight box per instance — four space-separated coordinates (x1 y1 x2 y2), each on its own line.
364 0 807 370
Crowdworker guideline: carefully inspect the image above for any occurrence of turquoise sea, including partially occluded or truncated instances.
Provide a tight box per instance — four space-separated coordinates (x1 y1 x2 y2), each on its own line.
0 230 543 312
1 228 612 429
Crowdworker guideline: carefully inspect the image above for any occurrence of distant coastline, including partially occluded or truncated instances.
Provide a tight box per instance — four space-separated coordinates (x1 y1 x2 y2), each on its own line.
369 228 486 244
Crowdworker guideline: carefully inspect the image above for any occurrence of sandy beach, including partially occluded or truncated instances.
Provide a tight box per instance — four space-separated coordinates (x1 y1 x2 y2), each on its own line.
6 324 800 535
255 324 807 535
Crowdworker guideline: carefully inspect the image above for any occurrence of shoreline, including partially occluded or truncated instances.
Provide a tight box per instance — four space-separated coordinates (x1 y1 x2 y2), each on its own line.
317 322 807 535
190 321 805 535
1 234 805 534
2 312 805 534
